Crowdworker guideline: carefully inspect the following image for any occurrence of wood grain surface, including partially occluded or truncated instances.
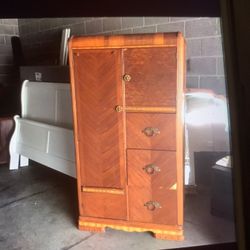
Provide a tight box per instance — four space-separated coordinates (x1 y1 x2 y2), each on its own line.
126 113 176 150
128 186 177 225
72 49 126 188
127 149 177 188
124 47 177 107
81 192 127 220
69 33 186 239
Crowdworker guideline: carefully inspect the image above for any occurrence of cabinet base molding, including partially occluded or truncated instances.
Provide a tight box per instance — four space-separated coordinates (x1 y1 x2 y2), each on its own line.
78 217 184 241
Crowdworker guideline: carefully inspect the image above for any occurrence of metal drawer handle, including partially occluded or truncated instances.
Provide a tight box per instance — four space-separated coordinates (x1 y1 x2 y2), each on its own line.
114 105 123 112
143 164 161 175
142 127 160 137
123 74 132 82
144 201 162 211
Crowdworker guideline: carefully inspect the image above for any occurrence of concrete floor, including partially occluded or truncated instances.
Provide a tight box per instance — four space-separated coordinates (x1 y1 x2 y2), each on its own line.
0 163 235 250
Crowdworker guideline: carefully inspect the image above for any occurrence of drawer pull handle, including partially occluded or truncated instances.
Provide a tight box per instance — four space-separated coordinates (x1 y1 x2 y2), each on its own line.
144 201 162 211
142 127 160 137
123 74 132 82
143 164 161 175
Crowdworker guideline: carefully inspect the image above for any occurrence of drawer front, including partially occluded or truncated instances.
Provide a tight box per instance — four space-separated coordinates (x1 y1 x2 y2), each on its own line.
128 187 178 225
127 149 177 189
126 113 176 150
123 47 177 107
81 192 127 220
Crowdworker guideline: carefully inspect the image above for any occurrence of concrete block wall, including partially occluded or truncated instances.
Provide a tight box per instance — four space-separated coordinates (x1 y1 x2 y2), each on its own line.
18 17 225 95
0 19 19 86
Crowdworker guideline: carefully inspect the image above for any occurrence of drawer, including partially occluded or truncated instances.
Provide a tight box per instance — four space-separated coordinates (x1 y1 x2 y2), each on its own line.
81 191 127 220
126 113 176 150
128 186 178 225
127 149 177 189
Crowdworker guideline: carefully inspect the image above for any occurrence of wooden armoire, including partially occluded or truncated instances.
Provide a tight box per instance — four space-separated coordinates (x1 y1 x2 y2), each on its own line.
69 33 186 240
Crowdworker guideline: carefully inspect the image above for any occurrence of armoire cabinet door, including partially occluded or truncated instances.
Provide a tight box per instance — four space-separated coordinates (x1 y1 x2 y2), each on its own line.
123 47 177 107
72 49 126 189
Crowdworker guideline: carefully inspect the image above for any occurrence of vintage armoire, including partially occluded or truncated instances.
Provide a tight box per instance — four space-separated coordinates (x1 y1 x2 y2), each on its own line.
69 33 186 240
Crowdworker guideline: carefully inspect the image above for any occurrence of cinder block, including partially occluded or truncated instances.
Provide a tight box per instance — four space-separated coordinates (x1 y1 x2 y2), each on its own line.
185 18 220 38
18 19 26 26
186 76 199 88
103 17 122 32
27 22 40 34
144 17 169 25
217 57 225 75
39 19 52 31
0 36 4 44
201 37 223 56
0 65 14 74
0 45 12 55
68 23 85 36
4 36 12 45
188 57 217 75
157 22 184 35
0 55 13 65
170 17 196 22
113 29 133 35
85 19 103 34
14 26 19 35
133 26 156 34
122 17 143 29
18 24 29 36
200 76 226 95
186 39 202 58
2 19 18 25
0 24 15 35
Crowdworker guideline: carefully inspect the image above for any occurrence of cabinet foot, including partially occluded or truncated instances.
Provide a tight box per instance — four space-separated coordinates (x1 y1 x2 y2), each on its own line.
79 224 105 233
78 217 184 240
153 232 184 241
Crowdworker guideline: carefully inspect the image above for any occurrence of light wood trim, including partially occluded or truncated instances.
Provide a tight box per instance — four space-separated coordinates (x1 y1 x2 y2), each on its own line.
79 218 184 241
73 45 176 50
79 221 183 235
125 106 176 113
81 187 125 195
170 183 177 190
176 32 185 225
79 216 183 230
68 38 84 215
70 33 178 50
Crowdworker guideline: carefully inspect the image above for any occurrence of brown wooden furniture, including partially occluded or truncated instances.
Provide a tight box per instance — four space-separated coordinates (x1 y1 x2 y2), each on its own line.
0 117 14 164
69 33 186 240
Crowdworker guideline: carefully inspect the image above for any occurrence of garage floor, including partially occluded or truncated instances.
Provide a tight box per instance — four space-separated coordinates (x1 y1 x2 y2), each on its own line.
0 163 235 250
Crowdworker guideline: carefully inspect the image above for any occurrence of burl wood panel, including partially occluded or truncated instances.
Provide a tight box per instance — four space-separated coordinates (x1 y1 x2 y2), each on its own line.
124 47 177 107
81 192 127 220
127 149 177 189
128 187 178 225
126 113 176 150
72 49 125 188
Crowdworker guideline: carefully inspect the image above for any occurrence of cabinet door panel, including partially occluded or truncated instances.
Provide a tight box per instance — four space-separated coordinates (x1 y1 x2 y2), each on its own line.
124 47 177 107
72 49 125 188
81 192 127 220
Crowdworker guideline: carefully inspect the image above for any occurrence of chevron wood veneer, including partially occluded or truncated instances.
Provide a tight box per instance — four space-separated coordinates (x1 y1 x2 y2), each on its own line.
69 33 186 240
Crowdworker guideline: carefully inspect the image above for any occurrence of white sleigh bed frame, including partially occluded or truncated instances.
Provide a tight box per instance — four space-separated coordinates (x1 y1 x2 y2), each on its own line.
9 80 76 178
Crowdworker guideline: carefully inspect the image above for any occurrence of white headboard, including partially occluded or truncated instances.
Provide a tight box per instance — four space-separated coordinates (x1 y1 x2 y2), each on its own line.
21 80 73 129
